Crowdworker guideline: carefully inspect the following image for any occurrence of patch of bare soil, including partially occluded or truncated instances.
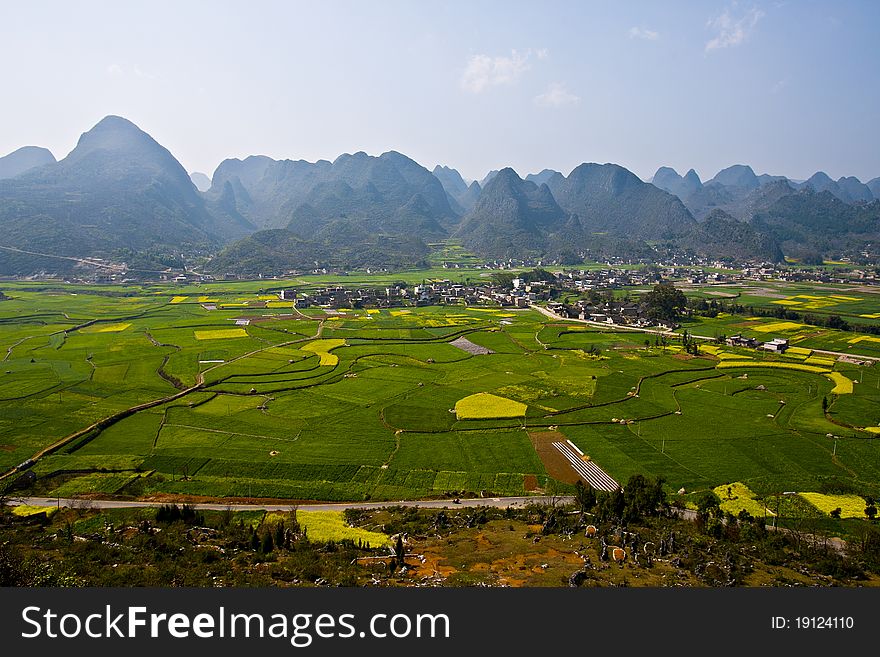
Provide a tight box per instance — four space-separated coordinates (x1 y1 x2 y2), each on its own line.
528 431 580 485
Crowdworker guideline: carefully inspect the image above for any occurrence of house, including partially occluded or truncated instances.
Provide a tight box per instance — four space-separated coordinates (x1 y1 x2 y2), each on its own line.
727 334 758 348
762 338 789 353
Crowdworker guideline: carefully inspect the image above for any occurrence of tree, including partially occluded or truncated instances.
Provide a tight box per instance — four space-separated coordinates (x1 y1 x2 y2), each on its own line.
642 283 687 323
822 396 828 413
574 480 597 514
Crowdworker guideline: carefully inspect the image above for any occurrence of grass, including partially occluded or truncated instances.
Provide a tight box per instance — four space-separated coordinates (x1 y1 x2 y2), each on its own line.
1 279 879 504
454 392 528 419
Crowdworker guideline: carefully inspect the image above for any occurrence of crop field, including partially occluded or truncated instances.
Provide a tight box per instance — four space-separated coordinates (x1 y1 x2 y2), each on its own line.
454 393 527 419
798 492 871 518
680 311 880 358
1 278 879 505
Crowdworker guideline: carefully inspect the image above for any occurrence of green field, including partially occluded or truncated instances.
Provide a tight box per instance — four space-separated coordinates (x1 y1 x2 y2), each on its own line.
1 278 880 504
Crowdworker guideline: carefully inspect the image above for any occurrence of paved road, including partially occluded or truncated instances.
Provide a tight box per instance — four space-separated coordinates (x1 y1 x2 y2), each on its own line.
10 495 574 513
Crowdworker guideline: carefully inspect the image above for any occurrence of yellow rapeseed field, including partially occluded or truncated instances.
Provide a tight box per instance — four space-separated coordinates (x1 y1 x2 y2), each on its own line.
455 392 527 419
194 328 249 340
825 372 853 394
301 339 345 366
799 492 868 518
713 482 772 517
751 321 806 333
716 361 829 374
94 323 131 333
264 511 390 547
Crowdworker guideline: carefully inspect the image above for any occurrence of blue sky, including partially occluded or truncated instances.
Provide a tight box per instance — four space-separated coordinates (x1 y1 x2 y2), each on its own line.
1 0 878 183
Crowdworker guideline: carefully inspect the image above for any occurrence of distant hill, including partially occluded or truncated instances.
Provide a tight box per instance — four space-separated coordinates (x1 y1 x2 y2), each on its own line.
0 116 875 273
798 172 874 204
679 209 783 262
752 188 880 263
707 164 759 191
453 168 568 258
525 169 561 186
433 165 480 212
205 227 430 276
651 166 702 200
0 146 56 179
545 163 696 239
189 171 212 191
0 116 248 274
480 170 500 188
208 150 457 237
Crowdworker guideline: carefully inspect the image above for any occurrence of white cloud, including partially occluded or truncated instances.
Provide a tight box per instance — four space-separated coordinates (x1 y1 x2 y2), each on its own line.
534 82 580 108
771 77 789 93
105 63 158 80
705 6 765 52
628 26 659 41
460 49 537 93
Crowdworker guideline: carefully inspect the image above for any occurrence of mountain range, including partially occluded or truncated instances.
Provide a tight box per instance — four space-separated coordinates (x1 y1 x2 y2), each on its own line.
0 115 877 275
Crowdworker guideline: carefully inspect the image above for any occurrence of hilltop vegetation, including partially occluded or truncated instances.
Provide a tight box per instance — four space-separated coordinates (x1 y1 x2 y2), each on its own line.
1 116 876 275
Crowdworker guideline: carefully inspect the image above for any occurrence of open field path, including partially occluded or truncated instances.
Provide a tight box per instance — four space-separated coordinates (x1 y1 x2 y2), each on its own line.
11 495 572 513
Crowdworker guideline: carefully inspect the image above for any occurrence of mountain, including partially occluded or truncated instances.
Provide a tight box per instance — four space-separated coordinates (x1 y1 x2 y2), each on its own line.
433 165 479 212
835 176 874 203
205 227 430 276
708 164 759 190
756 173 788 186
797 172 873 204
868 177 880 200
545 163 696 239
432 165 468 198
208 150 457 235
189 171 212 192
459 180 482 211
480 170 500 187
453 168 569 258
651 167 702 199
679 209 783 262
0 116 248 274
752 188 880 262
0 146 56 179
525 169 561 186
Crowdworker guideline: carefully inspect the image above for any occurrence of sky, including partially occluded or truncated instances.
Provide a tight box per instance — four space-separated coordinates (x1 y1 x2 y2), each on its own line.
1 0 878 183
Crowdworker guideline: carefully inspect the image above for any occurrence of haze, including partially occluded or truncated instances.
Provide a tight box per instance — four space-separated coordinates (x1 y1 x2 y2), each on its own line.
1 0 878 182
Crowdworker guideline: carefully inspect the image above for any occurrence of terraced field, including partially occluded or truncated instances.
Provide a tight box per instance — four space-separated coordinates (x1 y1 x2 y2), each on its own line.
1 279 880 504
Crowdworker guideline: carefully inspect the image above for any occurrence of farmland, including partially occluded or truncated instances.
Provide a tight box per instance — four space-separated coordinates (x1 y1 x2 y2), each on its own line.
1 278 880 509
